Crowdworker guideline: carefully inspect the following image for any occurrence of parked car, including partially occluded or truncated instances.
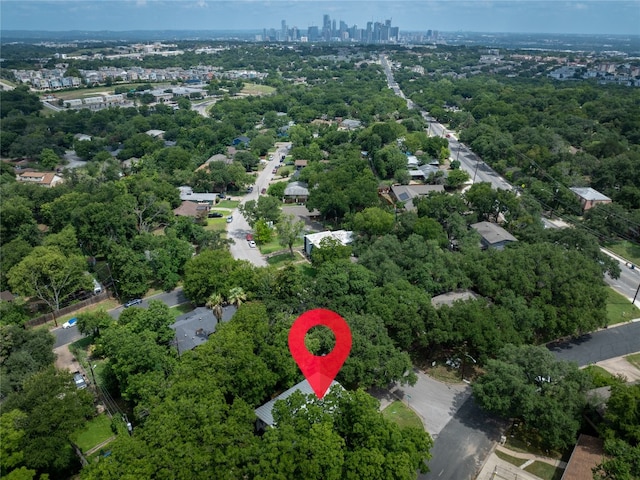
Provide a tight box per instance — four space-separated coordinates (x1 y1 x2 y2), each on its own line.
261 188 266 194
62 317 78 329
74 372 87 390
246 233 254 241
248 240 257 248
218 193 226 199
247 186 253 193
208 212 223 218
226 215 233 223
123 298 142 308
272 168 277 174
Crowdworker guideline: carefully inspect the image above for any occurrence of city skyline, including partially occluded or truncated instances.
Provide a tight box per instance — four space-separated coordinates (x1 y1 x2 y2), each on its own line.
2 1 639 35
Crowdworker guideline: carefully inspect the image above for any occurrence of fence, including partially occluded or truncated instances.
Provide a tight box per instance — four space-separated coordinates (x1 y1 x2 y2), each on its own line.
24 291 112 328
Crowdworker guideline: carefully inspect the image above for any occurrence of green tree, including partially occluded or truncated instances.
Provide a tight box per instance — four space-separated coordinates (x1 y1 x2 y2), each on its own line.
7 246 92 320
250 135 274 156
183 249 237 305
277 214 305 254
1 367 94 478
38 149 59 171
310 237 352 267
234 150 260 171
205 292 224 322
227 286 247 308
254 219 273 244
445 169 470 189
76 310 112 338
352 207 395 237
473 344 591 450
0 325 55 398
239 196 282 227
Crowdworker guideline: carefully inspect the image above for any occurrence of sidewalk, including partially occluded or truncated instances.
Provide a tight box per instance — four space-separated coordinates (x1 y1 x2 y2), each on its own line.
476 445 566 480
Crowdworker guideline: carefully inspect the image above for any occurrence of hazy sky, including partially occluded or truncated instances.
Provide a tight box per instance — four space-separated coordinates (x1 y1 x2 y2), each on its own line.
2 0 639 35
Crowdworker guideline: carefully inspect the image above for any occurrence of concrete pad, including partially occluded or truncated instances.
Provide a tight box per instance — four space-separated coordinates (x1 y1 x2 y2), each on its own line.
596 356 640 382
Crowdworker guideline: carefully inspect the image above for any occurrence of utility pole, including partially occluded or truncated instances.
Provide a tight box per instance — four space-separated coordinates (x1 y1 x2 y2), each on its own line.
633 282 640 306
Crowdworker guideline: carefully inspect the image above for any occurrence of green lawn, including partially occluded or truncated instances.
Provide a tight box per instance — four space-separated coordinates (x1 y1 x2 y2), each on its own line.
71 414 114 453
605 240 640 266
296 263 316 279
267 252 297 266
382 401 423 430
241 83 276 95
626 353 640 371
260 237 303 255
606 288 640 326
494 449 526 467
204 218 228 231
524 461 564 480
169 303 193 319
217 200 240 209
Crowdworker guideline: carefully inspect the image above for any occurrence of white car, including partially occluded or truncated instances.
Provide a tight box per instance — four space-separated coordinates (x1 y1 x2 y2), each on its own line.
62 317 78 329
248 240 257 248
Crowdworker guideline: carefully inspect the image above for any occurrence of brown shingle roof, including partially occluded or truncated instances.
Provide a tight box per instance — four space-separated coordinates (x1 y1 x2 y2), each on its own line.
561 434 604 480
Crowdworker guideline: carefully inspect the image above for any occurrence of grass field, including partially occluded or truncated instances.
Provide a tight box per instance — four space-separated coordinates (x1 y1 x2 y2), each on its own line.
606 288 640 325
217 200 240 209
494 449 526 467
382 401 423 430
204 218 228 231
266 252 297 266
71 414 114 453
43 83 173 101
524 461 564 480
605 240 640 266
169 303 193 319
241 83 276 96
296 263 316 279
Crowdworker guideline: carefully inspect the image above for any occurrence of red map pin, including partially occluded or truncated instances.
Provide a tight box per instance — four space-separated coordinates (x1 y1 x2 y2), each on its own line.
288 309 352 399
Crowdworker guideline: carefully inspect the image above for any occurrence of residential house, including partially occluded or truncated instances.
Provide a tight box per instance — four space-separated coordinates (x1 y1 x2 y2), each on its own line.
197 154 233 172
409 164 446 182
145 129 165 139
232 136 251 147
177 186 219 203
254 380 343 431
570 187 612 212
561 434 605 480
294 159 308 170
304 230 353 257
339 119 362 130
283 181 309 203
471 221 517 250
17 171 64 188
390 184 445 211
173 200 210 218
170 306 236 355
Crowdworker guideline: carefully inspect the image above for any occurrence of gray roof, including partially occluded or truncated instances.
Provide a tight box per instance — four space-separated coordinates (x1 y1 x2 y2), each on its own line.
391 184 445 211
178 186 219 203
570 187 611 202
170 305 236 354
254 379 341 427
471 221 517 245
284 181 309 196
431 290 479 308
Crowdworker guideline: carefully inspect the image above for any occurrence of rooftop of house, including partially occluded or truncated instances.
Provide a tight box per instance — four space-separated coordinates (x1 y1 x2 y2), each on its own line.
284 181 309 196
561 434 605 480
569 187 611 202
170 305 236 354
305 230 353 247
431 290 479 308
471 221 518 245
254 379 342 428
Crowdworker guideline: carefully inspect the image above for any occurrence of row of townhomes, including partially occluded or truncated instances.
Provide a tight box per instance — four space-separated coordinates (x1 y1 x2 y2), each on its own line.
13 65 267 91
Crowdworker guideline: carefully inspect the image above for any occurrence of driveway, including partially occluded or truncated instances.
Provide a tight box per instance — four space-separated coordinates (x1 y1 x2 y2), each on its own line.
392 371 470 437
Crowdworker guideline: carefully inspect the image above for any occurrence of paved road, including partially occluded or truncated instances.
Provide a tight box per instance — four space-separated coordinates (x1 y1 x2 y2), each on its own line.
549 321 640 367
602 249 640 306
191 99 218 117
381 54 512 192
0 80 15 91
421 396 506 480
393 372 470 437
228 142 291 266
53 288 188 347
